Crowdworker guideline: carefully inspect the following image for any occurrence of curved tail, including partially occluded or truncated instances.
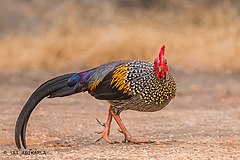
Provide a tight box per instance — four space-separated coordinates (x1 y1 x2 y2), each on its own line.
15 73 86 149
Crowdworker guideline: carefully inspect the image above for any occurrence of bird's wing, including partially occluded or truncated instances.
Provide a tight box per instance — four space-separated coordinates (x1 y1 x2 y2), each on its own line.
89 62 133 100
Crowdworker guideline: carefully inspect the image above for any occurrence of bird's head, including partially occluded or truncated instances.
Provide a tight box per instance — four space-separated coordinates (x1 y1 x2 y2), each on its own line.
154 45 169 81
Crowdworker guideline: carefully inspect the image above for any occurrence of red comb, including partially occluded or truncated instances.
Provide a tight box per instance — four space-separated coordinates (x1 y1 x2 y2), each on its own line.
158 44 166 62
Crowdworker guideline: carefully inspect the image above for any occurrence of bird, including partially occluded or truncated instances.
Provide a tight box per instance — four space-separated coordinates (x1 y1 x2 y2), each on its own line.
15 45 177 149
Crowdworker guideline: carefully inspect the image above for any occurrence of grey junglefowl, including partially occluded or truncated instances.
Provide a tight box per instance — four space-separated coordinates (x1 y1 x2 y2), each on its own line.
15 45 177 149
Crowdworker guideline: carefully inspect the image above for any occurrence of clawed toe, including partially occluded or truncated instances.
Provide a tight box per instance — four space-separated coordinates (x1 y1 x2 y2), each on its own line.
118 129 123 133
95 128 116 144
95 132 116 144
96 118 106 127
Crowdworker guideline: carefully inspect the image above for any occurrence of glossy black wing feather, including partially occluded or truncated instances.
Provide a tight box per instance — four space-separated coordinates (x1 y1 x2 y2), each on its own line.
89 70 131 100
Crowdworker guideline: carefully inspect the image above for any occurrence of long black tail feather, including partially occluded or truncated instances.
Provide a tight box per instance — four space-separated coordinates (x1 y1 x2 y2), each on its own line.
15 73 83 149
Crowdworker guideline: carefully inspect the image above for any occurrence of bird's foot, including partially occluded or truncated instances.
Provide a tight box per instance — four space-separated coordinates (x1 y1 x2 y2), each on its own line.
95 128 116 144
118 129 154 144
95 117 116 143
123 136 154 144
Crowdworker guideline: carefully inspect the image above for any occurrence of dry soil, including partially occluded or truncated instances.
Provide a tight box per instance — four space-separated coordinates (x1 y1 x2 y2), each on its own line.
0 70 240 159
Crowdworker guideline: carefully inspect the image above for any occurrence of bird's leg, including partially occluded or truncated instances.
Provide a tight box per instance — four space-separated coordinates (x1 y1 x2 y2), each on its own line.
95 106 115 143
111 110 152 143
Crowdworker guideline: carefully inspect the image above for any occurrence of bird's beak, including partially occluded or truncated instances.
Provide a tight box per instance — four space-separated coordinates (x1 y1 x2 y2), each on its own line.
158 66 162 72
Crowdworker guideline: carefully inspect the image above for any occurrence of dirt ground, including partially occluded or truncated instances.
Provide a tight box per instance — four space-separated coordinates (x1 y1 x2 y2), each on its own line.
0 70 240 159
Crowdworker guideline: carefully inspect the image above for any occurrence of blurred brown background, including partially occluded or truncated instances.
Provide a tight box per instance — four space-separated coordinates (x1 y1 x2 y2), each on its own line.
0 0 239 73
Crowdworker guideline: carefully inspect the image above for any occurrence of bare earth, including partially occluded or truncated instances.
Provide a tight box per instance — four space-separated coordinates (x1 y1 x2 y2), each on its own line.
0 70 240 159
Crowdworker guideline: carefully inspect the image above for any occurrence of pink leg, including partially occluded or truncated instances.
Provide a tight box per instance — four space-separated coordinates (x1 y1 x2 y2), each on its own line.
95 106 115 143
111 110 152 143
